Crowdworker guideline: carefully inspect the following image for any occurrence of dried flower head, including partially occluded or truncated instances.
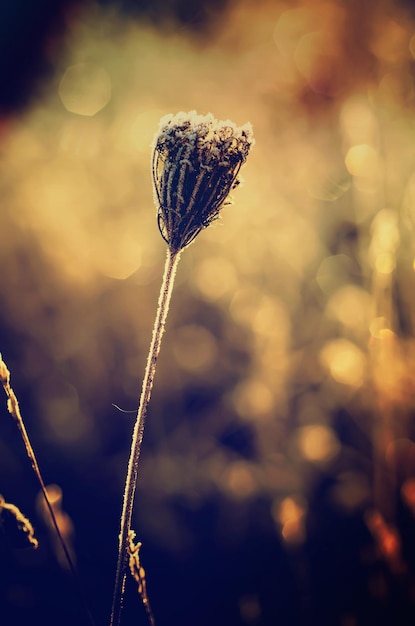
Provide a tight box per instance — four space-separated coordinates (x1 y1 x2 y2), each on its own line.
152 111 254 252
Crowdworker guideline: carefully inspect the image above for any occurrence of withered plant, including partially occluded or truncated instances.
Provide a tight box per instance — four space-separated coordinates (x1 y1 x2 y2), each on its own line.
110 111 254 626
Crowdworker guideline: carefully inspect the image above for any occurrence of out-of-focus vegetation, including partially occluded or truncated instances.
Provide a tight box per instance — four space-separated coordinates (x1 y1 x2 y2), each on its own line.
2 0 415 625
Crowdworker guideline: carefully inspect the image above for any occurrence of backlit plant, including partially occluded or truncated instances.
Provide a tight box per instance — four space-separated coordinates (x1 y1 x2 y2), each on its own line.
110 110 254 626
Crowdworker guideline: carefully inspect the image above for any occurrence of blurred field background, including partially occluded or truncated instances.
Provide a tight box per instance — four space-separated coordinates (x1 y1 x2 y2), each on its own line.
2 0 415 625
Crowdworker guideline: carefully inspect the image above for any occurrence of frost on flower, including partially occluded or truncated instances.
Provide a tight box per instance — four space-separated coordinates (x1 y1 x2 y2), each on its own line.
152 111 254 252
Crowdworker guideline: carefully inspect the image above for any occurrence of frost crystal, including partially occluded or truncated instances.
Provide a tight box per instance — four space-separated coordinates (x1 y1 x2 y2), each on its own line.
152 111 254 252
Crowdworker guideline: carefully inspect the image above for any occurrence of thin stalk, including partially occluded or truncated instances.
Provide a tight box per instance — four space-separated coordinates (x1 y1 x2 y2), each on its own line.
0 355 95 626
110 247 181 626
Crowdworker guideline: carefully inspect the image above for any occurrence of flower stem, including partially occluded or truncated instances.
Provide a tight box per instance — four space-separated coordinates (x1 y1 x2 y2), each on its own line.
110 247 181 626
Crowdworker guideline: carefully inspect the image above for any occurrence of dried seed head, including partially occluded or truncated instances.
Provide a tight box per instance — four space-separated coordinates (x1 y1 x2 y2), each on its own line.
152 111 254 252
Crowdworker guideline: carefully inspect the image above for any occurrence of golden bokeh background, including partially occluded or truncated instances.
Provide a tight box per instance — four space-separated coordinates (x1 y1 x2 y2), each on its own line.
2 1 415 625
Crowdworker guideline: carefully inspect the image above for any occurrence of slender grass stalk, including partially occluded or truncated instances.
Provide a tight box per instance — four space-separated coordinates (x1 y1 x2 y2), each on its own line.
0 354 95 626
110 247 181 626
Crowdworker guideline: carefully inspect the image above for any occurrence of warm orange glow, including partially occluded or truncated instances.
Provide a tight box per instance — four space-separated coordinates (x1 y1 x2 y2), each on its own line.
232 378 275 421
369 208 399 275
369 316 389 338
340 98 378 146
375 252 396 274
223 461 257 499
345 144 379 177
326 285 373 333
296 424 340 463
320 340 366 387
275 496 306 544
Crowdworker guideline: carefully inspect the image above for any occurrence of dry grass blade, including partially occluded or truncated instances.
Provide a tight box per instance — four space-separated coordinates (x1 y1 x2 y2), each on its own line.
128 529 155 626
0 353 95 626
0 494 39 549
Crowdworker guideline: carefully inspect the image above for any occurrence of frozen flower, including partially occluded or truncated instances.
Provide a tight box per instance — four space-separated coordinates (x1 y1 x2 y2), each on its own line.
152 111 254 252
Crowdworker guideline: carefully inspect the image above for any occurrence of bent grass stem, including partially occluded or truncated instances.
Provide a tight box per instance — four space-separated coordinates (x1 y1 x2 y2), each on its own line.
0 354 95 626
110 247 181 626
